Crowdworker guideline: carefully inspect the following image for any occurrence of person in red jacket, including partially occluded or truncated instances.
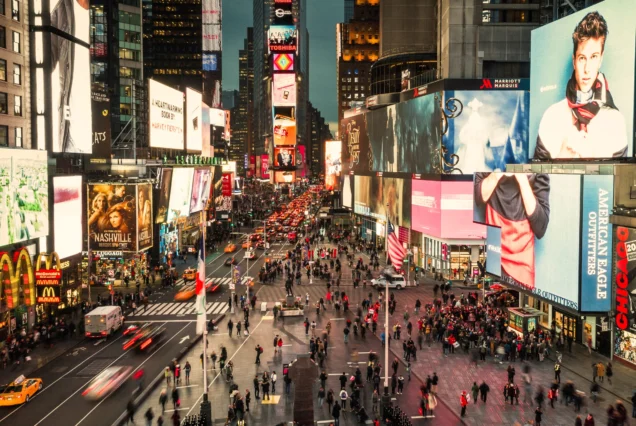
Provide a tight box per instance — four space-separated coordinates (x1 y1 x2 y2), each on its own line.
460 391 469 417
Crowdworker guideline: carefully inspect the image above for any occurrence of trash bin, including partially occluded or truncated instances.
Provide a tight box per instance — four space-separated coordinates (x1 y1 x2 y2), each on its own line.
260 302 267 313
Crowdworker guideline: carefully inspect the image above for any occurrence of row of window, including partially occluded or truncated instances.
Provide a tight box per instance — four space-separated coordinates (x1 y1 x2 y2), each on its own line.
341 77 364 83
0 92 21 115
0 125 22 147
0 26 21 53
341 93 365 100
0 60 20 84
0 0 22 22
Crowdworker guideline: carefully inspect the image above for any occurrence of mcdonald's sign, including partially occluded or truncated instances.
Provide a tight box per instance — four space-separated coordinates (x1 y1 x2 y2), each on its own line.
37 286 61 304
35 252 62 305
0 248 36 309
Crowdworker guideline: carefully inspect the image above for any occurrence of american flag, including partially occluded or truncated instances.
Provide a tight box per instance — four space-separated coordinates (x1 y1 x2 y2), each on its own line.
387 220 406 269
195 236 206 335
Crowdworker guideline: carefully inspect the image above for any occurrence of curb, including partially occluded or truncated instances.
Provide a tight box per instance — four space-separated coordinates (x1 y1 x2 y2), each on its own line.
111 314 226 426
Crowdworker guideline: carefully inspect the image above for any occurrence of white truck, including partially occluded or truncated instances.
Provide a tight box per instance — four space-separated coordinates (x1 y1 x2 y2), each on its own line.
84 306 124 338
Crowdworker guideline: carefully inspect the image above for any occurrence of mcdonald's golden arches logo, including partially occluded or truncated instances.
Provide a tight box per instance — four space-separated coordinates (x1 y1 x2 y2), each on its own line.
35 252 62 305
0 248 35 309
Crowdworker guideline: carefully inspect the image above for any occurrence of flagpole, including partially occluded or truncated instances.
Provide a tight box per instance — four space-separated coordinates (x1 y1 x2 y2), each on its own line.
382 203 391 418
200 220 211 425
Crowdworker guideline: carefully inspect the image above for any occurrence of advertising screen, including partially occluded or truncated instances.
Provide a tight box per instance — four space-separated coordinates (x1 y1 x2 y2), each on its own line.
202 0 221 24
297 145 306 177
273 74 297 107
224 110 231 141
155 168 172 224
411 180 441 237
203 53 218 71
614 226 636 333
167 168 194 222
580 175 613 312
53 176 82 259
273 1 293 24
248 155 256 177
221 173 232 197
212 166 230 212
137 183 153 251
91 88 112 158
203 24 222 51
530 0 635 160
474 173 581 309
325 141 342 191
186 88 202 152
354 175 411 229
274 171 296 184
0 149 49 246
269 25 298 52
201 102 212 157
274 147 296 168
149 80 184 150
343 175 353 209
341 113 369 174
443 90 530 173
261 155 270 179
190 168 211 213
273 115 296 146
256 156 262 178
273 53 294 71
441 182 486 239
210 108 225 127
485 226 502 277
87 183 137 252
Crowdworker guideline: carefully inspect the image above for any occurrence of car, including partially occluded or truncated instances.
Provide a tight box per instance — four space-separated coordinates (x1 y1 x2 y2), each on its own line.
123 324 166 352
123 324 141 336
0 376 43 406
224 257 237 267
371 274 407 290
244 249 257 260
276 233 286 242
255 241 266 250
241 241 252 249
182 267 196 281
224 244 237 253
174 280 220 301
82 366 132 401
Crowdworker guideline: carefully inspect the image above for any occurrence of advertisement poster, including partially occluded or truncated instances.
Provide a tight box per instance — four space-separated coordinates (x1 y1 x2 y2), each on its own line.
255 156 262 178
87 183 137 252
202 0 221 24
269 25 298 52
341 113 370 174
443 90 530 173
186 88 203 152
530 0 635 160
614 226 636 333
0 149 49 246
474 173 581 309
149 80 184 150
137 183 153 251
354 175 411 229
202 102 212 157
274 171 296 184
190 168 211 213
221 172 232 196
274 147 295 168
486 226 502 277
202 23 222 51
167 168 194 222
325 141 342 191
273 53 294 71
203 53 218 71
273 74 297 107
343 175 353 209
261 155 270 179
273 115 296 146
53 176 82 259
212 166 231 212
411 180 442 236
91 88 112 159
296 145 306 177
210 108 225 127
155 168 172 224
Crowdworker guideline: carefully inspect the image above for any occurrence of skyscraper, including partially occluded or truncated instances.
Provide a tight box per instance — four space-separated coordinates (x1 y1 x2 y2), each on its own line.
230 28 254 177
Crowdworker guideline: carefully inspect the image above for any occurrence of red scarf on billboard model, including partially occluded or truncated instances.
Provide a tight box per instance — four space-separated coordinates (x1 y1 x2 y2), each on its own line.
565 72 617 132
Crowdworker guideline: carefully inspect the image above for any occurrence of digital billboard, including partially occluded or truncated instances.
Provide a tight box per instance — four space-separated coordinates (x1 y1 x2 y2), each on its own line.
343 175 353 209
137 183 153 251
203 24 222 51
149 80 184 150
210 108 225 127
202 102 212 157
224 110 231 141
190 168 211 213
341 113 370 174
269 25 297 52
411 180 441 236
91 88 112 159
354 175 411 229
274 147 296 168
443 90 530 173
212 166 231 212
530 0 635 160
297 145 306 177
486 226 502 277
274 171 296 184
261 155 270 179
273 74 297 107
441 182 486 239
53 176 82 259
273 115 297 146
0 149 49 246
155 168 172 224
203 53 218 71
186 88 203 152
202 0 221 24
256 156 262 178
167 168 194 222
273 0 293 25
87 183 137 252
474 173 581 309
614 226 636 333
325 141 342 191
273 53 294 71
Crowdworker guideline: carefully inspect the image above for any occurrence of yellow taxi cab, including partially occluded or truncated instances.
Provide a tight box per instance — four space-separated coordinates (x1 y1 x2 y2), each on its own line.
0 376 43 406
224 244 237 253
241 241 252 249
254 227 264 234
182 267 196 281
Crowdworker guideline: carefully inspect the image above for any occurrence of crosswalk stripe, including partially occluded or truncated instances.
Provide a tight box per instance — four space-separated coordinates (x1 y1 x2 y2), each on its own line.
156 303 177 315
206 302 219 314
142 303 166 316
175 279 185 287
219 304 229 315
212 303 226 314
175 303 194 315
163 304 184 315
185 304 199 314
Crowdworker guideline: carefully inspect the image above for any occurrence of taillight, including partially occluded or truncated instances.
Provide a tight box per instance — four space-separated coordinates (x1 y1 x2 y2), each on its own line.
140 338 152 350
85 332 91 337
101 331 107 335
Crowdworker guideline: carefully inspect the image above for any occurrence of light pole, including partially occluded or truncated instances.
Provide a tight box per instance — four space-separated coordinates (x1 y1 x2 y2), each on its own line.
383 203 390 400
231 232 254 310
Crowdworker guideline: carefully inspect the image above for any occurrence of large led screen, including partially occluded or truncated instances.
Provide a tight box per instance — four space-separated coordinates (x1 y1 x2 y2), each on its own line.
473 173 581 309
354 175 411 229
443 90 530 173
343 175 353 209
272 1 293 25
53 176 82 259
155 168 172 224
411 180 441 236
325 141 341 191
186 88 203 152
137 183 153 251
167 168 194 222
91 88 111 158
269 25 297 52
190 168 211 213
203 53 218 71
341 113 370 174
441 182 486 239
274 171 296 184
273 115 296 146
201 102 212 157
149 80 184 150
261 155 270 179
274 147 296 168
210 108 225 127
297 145 306 177
87 183 137 252
0 149 49 246
273 74 296 107
530 0 635 160
273 53 294 71
212 166 231 212
485 226 502 277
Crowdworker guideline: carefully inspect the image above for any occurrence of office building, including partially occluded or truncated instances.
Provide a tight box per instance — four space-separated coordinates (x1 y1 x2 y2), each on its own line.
222 90 239 109
308 103 332 177
230 28 254 177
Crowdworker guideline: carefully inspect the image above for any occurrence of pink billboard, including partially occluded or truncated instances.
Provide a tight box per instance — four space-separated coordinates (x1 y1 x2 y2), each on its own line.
261 154 270 179
411 180 442 236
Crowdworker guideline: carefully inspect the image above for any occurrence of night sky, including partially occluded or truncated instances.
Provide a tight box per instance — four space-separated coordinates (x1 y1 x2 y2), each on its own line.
222 0 343 134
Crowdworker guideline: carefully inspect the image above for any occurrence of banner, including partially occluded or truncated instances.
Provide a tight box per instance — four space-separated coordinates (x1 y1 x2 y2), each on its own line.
155 168 173 224
222 173 233 196
614 226 636 333
137 183 153 251
53 176 82 259
149 80 185 150
261 155 270 179
88 183 137 252
325 141 341 191
190 168 212 213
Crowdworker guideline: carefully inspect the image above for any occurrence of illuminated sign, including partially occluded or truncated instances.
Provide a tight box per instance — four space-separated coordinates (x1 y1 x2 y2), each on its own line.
269 25 297 52
0 248 36 308
37 285 61 304
273 54 294 71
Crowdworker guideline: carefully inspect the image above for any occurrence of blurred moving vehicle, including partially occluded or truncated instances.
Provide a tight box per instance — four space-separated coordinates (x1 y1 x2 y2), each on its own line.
224 257 237 267
82 366 132 400
244 249 257 260
182 267 196 281
224 244 237 253
174 280 220 301
122 324 167 352
371 274 407 290
123 324 141 336
85 306 123 338
0 376 43 406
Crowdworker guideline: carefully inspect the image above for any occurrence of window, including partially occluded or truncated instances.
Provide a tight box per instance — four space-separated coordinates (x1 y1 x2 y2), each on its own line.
0 126 7 146
0 60 5 81
12 31 19 53
13 95 20 115
14 127 21 147
0 93 7 114
11 0 17 21
12 63 19 84
0 0 4 16
0 26 5 48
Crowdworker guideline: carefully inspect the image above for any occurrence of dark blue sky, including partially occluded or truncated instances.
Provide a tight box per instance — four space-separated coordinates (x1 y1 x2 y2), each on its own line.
222 0 343 133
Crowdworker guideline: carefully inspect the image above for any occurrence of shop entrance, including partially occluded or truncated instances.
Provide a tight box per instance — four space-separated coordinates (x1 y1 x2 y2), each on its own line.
554 311 578 341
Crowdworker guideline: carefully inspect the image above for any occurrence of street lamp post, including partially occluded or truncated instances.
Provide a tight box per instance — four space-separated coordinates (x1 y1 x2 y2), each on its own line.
382 203 391 414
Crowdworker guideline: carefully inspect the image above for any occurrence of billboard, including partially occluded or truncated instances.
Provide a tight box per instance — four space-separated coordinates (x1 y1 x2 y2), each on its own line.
53 176 82 259
341 113 370 174
269 25 297 52
201 102 212 157
256 156 262 178
212 166 231 212
210 108 225 127
273 53 294 71
87 183 137 252
443 90 530 173
411 180 441 237
224 110 231 141
137 183 153 251
530 0 635 160
0 149 49 246
273 115 297 146
343 175 353 209
580 175 613 312
149 80 184 150
273 74 297 107
261 155 270 179
167 168 194 222
325 141 342 191
274 147 296 168
354 175 411 229
297 145 306 177
186 88 203 152
614 226 636 333
203 24 222 51
91 88 112 159
273 1 293 25
221 172 232 196
202 0 221 24
155 168 172 224
474 173 581 309
203 53 218 71
485 226 502 277
274 171 296 184
190 168 211 213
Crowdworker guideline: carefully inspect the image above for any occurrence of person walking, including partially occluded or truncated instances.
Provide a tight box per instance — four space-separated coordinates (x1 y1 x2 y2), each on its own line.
339 388 348 411
253 375 260 399
607 362 613 385
597 362 605 383
535 406 543 426
261 375 270 401
318 387 326 406
332 401 341 426
327 389 335 413
479 381 490 403
271 371 277 393
184 361 191 384
159 388 168 413
245 389 251 412
126 398 136 425
554 362 561 384
471 382 479 404
255 344 262 364
460 391 469 417
171 387 179 410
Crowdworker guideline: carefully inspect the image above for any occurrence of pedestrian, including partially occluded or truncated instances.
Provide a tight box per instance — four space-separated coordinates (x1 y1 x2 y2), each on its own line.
535 406 543 426
164 367 171 386
255 344 262 364
592 362 598 382
144 408 154 426
304 318 310 335
245 389 251 412
606 362 613 385
597 362 605 383
184 361 191 384
228 318 234 336
332 401 341 426
236 321 242 336
479 381 490 403
253 375 260 399
339 388 348 411
126 398 136 425
171 387 179 410
284 374 292 394
159 388 167 413
271 371 277 393
274 335 280 354
554 362 561 383
397 375 405 394
372 389 379 413
261 374 270 401
460 391 468 417
391 373 397 395
432 372 439 394
584 413 595 426
471 382 479 404
318 387 325 406
327 389 335 412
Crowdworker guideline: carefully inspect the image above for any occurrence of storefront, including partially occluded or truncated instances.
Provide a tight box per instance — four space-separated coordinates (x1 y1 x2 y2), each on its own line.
56 255 82 314
181 212 203 254
0 247 38 338
356 216 385 250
